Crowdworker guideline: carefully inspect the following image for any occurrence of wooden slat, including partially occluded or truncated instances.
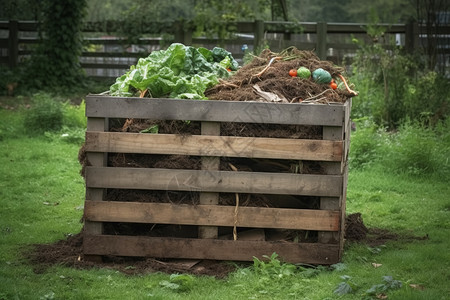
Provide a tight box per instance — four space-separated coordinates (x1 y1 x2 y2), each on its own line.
85 132 343 161
199 121 220 239
83 235 340 264
81 63 132 69
85 167 343 197
85 95 346 126
84 201 340 231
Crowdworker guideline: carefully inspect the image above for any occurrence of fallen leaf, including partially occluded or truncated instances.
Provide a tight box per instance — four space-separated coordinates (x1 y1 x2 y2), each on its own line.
372 263 382 268
376 293 388 299
409 284 425 290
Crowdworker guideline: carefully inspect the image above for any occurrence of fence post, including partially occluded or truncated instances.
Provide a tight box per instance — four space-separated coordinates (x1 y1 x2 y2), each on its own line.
405 21 419 54
8 20 19 69
316 22 327 60
173 21 192 45
254 20 265 52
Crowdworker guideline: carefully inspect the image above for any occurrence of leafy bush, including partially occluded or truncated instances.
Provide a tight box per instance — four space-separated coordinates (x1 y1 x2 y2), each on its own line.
23 93 64 134
349 118 450 179
19 0 87 92
349 27 449 128
252 252 297 279
62 100 86 129
349 119 384 169
381 120 450 177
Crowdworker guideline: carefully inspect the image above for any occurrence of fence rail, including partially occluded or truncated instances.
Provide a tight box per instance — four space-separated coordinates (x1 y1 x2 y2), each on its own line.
1 20 449 78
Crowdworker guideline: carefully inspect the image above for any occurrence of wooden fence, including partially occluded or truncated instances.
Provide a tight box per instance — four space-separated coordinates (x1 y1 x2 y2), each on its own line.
1 20 448 78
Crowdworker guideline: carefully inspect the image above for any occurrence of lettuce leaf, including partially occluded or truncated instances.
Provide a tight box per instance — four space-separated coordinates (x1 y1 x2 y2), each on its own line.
110 43 238 99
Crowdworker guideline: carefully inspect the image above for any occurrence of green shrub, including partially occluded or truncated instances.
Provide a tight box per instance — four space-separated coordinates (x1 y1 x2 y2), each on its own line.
349 25 449 128
382 121 450 177
23 93 64 134
62 100 86 129
348 119 383 169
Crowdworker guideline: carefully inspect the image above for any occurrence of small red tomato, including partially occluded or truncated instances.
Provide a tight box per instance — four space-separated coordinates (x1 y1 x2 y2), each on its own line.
289 69 297 77
330 82 338 90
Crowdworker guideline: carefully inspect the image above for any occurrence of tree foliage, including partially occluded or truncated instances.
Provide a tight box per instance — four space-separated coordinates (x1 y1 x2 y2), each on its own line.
24 0 87 90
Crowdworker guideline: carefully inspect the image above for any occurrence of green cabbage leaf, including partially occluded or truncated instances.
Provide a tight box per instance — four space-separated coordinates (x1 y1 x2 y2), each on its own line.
109 43 238 99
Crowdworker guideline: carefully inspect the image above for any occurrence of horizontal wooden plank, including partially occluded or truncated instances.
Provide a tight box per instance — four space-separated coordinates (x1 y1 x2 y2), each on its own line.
85 95 346 126
81 51 144 58
84 201 340 231
81 63 132 69
83 234 340 264
85 132 343 161
85 167 343 197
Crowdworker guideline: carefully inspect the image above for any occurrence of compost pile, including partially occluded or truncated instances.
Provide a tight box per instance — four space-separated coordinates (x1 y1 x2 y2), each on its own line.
206 47 356 103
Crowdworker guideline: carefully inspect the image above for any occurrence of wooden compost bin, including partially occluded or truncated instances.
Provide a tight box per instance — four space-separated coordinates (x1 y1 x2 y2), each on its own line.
82 95 351 264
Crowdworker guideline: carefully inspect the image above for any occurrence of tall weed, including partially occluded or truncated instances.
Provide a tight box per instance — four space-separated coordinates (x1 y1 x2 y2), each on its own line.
348 119 384 169
23 92 64 134
349 119 450 180
62 100 87 128
381 121 450 178
22 93 86 144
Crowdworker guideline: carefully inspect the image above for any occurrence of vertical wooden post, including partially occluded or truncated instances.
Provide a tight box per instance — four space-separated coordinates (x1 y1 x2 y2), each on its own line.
405 21 419 54
174 21 192 45
316 22 327 60
84 117 108 262
198 121 220 239
318 124 343 245
8 20 19 69
338 99 351 258
254 20 265 52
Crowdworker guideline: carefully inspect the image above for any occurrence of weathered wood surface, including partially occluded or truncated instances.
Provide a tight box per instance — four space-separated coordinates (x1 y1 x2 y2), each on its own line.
85 132 343 161
83 235 340 264
85 167 343 197
85 95 346 126
81 95 350 264
84 201 340 231
199 121 220 239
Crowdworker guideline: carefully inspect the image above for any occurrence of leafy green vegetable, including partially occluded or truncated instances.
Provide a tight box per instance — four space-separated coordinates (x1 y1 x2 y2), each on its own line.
110 43 238 99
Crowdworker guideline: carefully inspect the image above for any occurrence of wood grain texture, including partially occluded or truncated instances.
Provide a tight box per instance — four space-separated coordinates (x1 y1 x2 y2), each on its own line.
83 235 340 264
85 167 343 197
85 95 346 126
85 132 343 161
199 121 220 239
84 201 340 231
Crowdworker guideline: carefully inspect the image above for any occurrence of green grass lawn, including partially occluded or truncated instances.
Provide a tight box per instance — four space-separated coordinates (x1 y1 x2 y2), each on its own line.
0 103 449 299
